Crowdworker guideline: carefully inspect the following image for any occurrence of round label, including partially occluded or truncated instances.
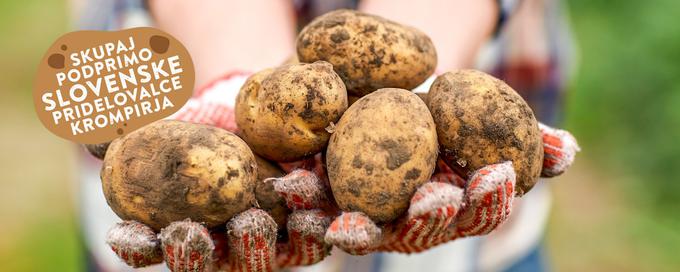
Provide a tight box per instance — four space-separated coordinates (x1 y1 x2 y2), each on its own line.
33 27 194 144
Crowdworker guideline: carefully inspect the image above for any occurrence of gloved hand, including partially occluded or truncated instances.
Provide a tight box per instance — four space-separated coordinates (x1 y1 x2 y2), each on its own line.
103 73 332 272
270 121 579 256
100 71 580 270
107 208 274 271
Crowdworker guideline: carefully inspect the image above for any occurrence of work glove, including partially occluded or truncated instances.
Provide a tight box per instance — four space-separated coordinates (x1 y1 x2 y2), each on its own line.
100 72 332 271
271 122 578 255
96 71 579 270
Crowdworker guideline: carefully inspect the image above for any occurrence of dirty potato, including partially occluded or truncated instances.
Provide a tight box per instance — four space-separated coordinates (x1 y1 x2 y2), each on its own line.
327 88 438 223
427 70 543 195
235 61 348 162
101 120 257 230
253 155 289 228
297 9 437 96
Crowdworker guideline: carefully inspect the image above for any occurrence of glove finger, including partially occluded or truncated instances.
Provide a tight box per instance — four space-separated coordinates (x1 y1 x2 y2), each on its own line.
270 169 330 210
158 220 214 272
277 209 332 267
539 123 580 177
106 221 163 267
454 162 516 238
381 182 463 253
325 212 381 255
226 208 278 272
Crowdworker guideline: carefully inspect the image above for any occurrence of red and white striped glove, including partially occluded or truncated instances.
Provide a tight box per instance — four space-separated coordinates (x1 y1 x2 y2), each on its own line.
106 73 333 272
168 72 579 258
274 161 509 255
107 208 280 272
273 123 579 256
106 72 580 271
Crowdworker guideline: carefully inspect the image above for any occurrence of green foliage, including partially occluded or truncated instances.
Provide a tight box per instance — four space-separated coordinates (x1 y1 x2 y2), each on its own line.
565 0 680 268
0 0 83 271
0 219 84 272
567 0 680 213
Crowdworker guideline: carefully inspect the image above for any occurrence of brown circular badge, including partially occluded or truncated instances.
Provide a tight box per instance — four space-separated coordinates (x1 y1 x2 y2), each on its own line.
33 27 195 144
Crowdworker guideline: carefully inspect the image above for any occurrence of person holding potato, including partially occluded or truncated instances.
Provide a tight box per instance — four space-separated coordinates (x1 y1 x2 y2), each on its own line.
75 0 577 271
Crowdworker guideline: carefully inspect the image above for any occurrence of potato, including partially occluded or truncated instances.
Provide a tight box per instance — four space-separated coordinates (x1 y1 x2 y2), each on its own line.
349 92 427 112
297 9 437 96
84 141 110 159
101 120 257 230
327 88 438 223
427 70 543 195
235 61 347 162
253 155 289 227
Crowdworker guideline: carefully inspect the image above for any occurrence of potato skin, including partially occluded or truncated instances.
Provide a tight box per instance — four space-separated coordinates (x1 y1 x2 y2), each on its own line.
253 155 289 228
427 70 543 195
235 61 348 162
297 9 437 96
101 120 257 230
327 88 438 223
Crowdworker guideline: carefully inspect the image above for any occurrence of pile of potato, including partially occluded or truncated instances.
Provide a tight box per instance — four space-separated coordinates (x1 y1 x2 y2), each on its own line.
236 9 543 223
97 9 543 231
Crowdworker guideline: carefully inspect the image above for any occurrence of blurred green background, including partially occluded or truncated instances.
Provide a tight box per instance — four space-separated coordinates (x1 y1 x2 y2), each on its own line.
550 0 680 271
0 0 678 271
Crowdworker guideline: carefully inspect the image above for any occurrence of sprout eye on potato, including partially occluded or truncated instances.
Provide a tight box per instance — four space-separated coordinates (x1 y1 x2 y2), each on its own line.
427 70 544 195
297 9 437 97
101 120 257 230
327 88 438 223
235 61 348 162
